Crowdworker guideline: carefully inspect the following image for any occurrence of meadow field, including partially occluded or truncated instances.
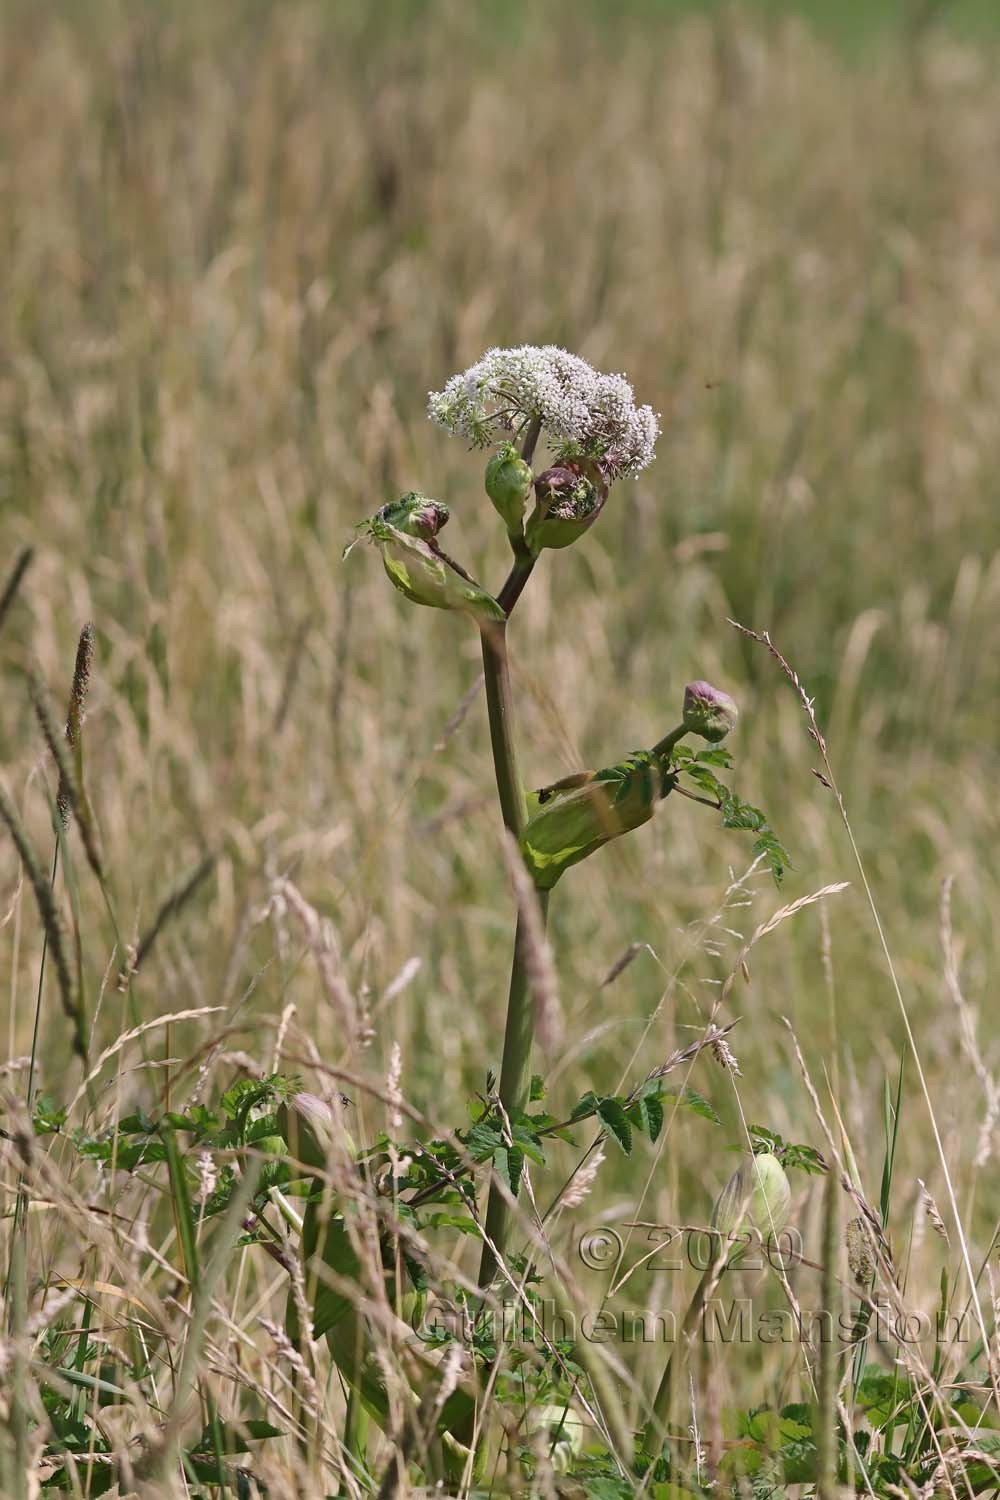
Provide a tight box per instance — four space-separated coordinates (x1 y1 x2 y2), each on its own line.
3 3 1000 1494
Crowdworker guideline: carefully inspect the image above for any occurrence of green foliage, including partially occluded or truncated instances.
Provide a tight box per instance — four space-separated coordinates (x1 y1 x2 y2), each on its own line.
45 1072 304 1219
568 1080 718 1158
670 747 791 883
30 1095 67 1136
748 1124 827 1174
33 1247 286 1495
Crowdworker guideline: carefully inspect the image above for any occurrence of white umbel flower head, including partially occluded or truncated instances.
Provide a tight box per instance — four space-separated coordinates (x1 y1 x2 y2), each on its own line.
428 345 659 481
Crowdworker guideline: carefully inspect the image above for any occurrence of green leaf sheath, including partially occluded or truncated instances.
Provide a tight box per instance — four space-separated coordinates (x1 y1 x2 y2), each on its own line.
520 751 670 891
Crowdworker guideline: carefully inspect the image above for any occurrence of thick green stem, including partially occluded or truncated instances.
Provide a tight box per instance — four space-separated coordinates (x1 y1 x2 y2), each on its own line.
476 896 549 1290
496 553 535 614
480 621 526 837
648 1264 713 1441
476 611 550 1290
647 1244 731 1456
651 724 687 761
474 412 547 1290
341 1383 369 1492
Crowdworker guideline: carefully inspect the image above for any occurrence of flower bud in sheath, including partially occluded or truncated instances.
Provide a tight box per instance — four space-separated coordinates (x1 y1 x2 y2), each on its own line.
520 751 669 890
279 1092 356 1170
526 1404 584 1473
485 444 533 533
375 491 450 540
524 461 608 554
712 1150 791 1263
365 505 505 623
682 680 739 743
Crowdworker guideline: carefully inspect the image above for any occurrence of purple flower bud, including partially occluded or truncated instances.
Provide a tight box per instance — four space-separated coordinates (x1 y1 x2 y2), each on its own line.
524 461 608 554
375 492 449 540
682 680 739 743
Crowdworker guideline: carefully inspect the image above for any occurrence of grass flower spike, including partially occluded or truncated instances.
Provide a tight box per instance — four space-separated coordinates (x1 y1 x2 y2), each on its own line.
429 344 659 480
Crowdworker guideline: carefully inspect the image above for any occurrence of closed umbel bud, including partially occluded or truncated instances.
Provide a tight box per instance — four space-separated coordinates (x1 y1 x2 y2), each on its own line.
374 492 450 540
682 680 739 743
524 461 609 554
485 444 533 533
520 751 669 891
712 1151 791 1258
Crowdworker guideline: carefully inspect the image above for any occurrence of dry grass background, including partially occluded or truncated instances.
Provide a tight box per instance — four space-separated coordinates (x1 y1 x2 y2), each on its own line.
3 1 1000 1491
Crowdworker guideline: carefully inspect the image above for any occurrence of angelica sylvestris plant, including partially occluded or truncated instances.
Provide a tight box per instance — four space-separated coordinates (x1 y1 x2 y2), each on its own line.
0 347 795 1498
333 346 788 1470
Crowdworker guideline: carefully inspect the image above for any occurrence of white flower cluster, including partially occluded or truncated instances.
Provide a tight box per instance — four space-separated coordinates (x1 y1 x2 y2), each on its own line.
428 344 659 479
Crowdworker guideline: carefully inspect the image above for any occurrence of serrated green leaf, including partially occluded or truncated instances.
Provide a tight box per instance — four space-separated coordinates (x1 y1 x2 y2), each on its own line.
694 747 734 768
193 1418 283 1453
570 1090 600 1121
303 1211 360 1339
511 1125 546 1166
425 1212 481 1236
642 1092 664 1141
492 1146 524 1196
596 1098 633 1155
626 1091 664 1142
661 1086 721 1125
464 1121 504 1160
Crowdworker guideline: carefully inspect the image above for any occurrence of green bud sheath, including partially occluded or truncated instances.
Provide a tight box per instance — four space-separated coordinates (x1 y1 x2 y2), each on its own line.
520 751 668 890
525 461 608 554
748 1151 792 1232
711 1150 791 1263
527 1405 584 1474
279 1092 356 1171
375 523 505 623
485 443 533 533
